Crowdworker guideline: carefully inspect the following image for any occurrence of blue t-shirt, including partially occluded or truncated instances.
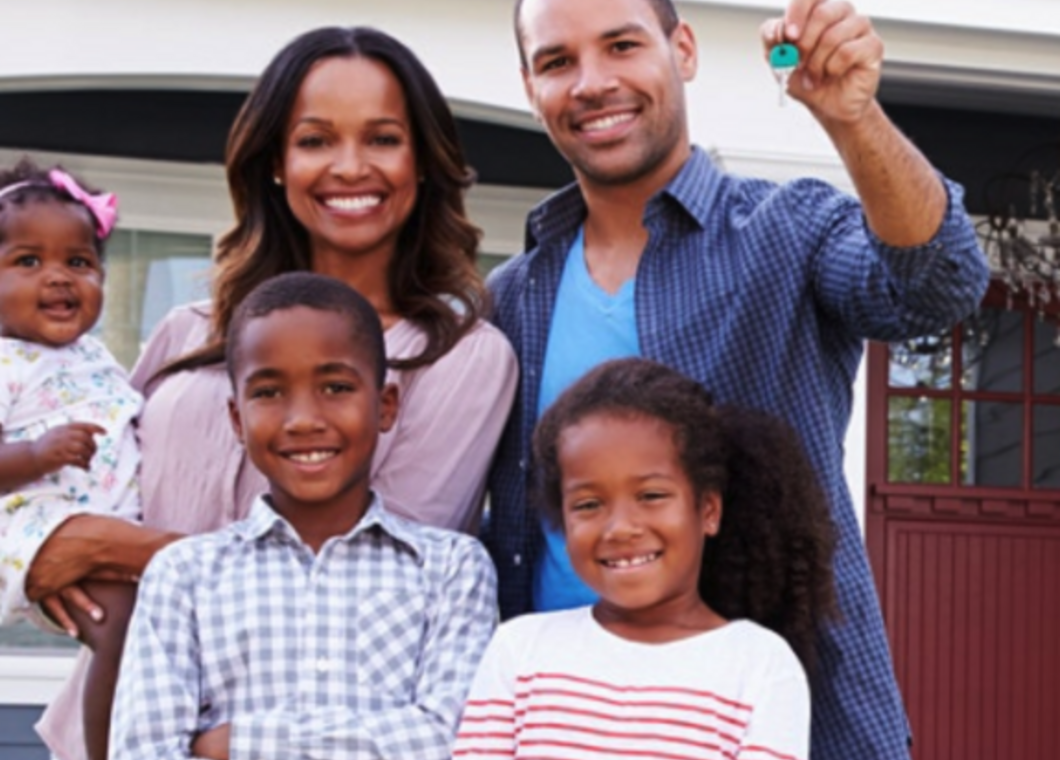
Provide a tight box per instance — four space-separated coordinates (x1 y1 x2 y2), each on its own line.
532 227 640 612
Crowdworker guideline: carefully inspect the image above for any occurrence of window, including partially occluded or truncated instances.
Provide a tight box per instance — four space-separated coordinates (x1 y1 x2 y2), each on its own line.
99 229 213 367
885 302 1060 491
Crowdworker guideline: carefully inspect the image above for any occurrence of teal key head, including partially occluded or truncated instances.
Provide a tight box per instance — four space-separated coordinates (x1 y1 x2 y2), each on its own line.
769 43 799 70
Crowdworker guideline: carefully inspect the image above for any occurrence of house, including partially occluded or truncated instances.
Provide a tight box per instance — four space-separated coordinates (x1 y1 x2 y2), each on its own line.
1 1 1058 758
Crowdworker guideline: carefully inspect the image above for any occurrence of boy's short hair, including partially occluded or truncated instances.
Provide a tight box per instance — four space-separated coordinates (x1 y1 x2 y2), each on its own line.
225 272 387 387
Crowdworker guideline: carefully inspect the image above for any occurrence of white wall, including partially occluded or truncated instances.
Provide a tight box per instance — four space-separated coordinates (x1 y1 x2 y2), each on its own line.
686 0 1060 38
6 0 1059 131
0 0 530 117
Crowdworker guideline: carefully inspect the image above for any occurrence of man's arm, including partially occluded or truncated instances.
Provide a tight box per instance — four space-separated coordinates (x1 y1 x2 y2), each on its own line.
227 538 499 760
109 542 206 760
766 0 946 247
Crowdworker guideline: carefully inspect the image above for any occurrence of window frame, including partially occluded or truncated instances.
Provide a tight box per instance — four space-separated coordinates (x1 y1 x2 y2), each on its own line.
868 280 1060 502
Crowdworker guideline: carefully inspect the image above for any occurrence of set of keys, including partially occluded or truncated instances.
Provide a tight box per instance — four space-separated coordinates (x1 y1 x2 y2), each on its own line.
769 42 799 107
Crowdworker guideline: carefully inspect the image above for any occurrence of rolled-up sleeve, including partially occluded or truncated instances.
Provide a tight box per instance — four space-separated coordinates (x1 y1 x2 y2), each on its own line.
807 176 990 341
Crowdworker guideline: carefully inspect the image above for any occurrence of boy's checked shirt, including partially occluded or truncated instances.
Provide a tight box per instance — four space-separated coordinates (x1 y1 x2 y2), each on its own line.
109 494 498 760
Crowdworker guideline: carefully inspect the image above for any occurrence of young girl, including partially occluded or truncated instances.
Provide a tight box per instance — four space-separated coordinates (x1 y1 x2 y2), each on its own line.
0 159 142 760
455 358 838 760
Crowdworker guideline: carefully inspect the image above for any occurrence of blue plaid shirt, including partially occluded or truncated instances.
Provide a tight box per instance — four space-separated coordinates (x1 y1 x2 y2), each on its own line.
483 147 989 759
111 494 498 760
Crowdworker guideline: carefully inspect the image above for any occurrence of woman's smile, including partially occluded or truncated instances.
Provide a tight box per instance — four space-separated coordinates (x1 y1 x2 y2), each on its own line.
280 55 419 267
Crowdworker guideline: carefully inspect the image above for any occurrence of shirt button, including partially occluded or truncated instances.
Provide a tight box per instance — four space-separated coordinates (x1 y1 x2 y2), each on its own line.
315 657 331 674
513 553 522 566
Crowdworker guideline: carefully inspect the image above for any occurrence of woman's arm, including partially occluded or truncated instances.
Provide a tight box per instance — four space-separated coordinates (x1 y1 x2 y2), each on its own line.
25 515 181 601
2 498 177 628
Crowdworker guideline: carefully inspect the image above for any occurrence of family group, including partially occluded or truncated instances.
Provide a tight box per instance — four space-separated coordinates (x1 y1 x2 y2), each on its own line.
0 0 989 758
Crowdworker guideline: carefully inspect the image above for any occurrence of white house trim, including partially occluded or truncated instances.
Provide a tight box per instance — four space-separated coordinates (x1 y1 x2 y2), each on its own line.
0 654 75 706
0 148 231 237
682 0 1060 38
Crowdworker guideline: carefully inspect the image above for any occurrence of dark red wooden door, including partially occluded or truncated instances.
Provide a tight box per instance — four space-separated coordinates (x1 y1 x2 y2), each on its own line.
867 285 1060 760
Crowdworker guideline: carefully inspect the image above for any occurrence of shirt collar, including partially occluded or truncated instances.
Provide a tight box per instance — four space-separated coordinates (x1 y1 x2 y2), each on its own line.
654 145 721 229
525 146 721 248
236 493 426 560
525 182 587 252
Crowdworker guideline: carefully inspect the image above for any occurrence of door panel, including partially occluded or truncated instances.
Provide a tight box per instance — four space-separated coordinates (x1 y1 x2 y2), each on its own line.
885 520 1060 760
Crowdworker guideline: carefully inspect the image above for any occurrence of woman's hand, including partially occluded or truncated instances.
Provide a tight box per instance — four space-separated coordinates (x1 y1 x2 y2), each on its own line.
24 514 181 602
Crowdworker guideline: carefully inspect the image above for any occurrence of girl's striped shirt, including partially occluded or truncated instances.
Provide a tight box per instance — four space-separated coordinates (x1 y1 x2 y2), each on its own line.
455 607 808 760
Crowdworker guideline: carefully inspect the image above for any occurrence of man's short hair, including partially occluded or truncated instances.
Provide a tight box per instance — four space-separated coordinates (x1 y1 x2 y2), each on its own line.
514 0 680 67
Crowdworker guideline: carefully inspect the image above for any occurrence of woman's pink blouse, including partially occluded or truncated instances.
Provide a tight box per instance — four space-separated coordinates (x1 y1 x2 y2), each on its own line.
132 301 517 534
36 301 517 759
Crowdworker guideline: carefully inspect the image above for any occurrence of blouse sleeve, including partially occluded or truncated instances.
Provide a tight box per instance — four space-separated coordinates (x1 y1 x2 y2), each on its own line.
372 322 518 533
129 302 210 398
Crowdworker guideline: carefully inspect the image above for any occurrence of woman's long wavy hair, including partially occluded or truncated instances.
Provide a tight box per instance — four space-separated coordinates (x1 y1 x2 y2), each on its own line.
532 358 839 675
162 26 486 376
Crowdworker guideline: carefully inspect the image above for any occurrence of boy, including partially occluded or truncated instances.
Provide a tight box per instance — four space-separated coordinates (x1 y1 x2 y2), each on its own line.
108 272 498 760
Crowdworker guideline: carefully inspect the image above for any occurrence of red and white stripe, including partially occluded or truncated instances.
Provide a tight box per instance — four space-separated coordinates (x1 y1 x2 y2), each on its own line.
459 671 759 759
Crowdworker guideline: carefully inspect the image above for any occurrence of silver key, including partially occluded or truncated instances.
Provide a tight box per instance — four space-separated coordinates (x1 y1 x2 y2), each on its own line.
769 43 799 107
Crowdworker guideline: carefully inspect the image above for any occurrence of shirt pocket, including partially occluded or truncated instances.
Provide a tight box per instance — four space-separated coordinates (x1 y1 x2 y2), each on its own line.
352 588 427 703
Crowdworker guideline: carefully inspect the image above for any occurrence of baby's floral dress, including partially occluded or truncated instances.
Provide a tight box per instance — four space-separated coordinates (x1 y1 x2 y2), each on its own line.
0 335 141 626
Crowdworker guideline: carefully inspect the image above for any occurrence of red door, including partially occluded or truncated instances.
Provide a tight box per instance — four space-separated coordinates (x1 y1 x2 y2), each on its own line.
866 284 1060 760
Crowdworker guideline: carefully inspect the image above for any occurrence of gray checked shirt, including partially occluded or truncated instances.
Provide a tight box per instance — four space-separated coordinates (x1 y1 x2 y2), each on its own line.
110 494 498 760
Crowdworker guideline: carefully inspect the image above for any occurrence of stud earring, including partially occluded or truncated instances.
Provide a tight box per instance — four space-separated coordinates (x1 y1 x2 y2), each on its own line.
273 176 283 186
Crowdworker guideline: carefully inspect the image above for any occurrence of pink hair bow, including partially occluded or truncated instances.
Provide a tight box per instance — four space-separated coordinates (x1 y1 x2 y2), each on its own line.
48 169 119 239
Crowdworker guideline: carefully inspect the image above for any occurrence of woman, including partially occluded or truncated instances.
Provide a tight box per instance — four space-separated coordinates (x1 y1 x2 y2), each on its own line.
30 27 517 759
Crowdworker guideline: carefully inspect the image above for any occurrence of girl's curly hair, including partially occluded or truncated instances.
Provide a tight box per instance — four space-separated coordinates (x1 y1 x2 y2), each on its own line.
532 357 839 674
0 157 106 256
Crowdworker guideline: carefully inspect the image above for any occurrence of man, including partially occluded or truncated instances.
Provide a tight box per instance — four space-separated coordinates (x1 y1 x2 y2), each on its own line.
483 0 990 758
